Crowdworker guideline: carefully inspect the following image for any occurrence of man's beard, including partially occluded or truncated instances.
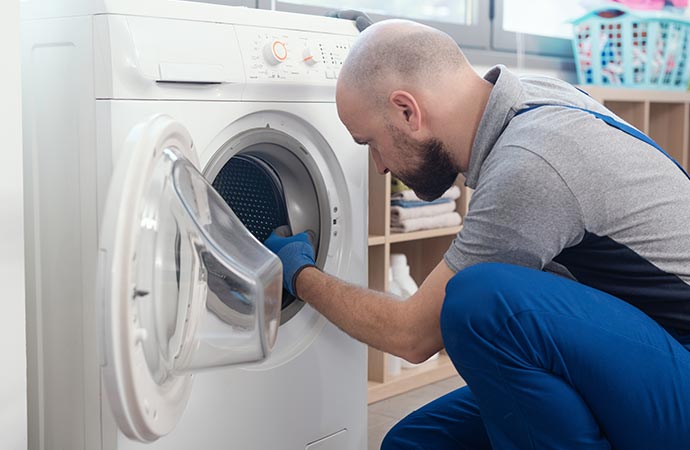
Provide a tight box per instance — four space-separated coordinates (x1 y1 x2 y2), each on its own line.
388 125 460 201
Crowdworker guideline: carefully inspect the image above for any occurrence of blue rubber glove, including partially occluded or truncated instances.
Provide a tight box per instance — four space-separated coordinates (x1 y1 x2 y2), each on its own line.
264 226 317 297
327 9 373 32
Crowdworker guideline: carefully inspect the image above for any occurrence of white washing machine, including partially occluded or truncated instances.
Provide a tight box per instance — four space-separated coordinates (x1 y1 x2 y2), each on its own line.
21 2 367 449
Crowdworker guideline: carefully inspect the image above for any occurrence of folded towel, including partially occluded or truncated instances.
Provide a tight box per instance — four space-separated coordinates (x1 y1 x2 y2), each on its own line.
391 177 410 194
391 212 462 233
391 198 452 208
391 201 457 222
391 185 461 203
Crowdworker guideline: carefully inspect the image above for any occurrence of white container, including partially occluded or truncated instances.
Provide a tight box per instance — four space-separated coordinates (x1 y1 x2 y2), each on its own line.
390 253 419 296
390 254 440 369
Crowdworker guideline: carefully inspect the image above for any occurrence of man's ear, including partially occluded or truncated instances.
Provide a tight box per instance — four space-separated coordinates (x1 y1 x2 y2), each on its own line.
389 90 422 133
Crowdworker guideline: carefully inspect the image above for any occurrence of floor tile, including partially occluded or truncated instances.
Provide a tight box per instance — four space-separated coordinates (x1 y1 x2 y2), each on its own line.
368 393 423 419
368 411 395 429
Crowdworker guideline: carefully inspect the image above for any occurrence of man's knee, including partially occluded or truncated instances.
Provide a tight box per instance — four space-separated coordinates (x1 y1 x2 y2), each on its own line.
441 263 515 332
440 263 536 358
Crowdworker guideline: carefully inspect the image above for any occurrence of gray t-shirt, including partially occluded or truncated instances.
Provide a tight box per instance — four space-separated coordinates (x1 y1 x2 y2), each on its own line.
444 65 690 332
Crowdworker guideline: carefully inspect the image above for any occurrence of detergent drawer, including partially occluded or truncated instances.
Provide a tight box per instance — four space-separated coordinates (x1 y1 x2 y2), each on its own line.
93 14 245 100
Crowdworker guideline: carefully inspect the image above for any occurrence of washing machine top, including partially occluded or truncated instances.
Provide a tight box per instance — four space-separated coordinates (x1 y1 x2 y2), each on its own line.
98 114 283 442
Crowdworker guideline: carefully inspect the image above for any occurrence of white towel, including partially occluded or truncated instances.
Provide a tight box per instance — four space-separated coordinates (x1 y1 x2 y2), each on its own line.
391 212 462 233
391 201 457 222
391 185 461 202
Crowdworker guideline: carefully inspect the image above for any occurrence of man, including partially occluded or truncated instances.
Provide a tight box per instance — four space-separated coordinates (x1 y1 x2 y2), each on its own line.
264 19 690 449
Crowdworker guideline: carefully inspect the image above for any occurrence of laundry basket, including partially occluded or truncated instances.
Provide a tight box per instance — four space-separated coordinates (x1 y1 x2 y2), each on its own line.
572 5 690 89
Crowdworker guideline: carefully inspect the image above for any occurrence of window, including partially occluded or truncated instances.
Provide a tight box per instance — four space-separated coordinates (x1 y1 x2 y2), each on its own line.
272 0 474 25
502 0 586 39
493 0 587 57
258 0 491 49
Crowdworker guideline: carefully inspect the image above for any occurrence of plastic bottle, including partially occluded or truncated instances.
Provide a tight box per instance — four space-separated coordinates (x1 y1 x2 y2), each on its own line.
389 253 440 369
390 254 418 297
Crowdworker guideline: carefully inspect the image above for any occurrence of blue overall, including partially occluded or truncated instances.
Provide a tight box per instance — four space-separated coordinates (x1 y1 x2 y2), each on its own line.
381 106 690 450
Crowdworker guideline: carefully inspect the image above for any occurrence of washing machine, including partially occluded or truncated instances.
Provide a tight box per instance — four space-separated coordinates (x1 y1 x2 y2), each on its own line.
21 2 367 449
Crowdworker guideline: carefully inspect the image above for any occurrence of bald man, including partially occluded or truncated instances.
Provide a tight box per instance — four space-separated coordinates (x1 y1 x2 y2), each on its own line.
264 19 690 449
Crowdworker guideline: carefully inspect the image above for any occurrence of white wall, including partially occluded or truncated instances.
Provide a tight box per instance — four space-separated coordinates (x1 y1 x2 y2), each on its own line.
0 0 28 449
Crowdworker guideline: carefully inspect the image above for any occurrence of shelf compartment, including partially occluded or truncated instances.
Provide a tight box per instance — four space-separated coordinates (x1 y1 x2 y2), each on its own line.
368 245 388 292
648 102 688 171
390 235 457 287
367 347 387 384
367 353 457 404
388 226 462 244
603 100 649 134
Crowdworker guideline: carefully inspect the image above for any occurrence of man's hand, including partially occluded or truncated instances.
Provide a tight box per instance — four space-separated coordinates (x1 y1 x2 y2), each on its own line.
327 9 373 32
264 226 317 297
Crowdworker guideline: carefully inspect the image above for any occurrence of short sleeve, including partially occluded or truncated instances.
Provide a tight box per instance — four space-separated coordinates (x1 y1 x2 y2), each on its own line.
444 146 585 273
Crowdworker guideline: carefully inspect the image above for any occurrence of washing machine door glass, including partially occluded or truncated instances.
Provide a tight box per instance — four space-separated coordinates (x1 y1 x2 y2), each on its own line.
97 115 282 442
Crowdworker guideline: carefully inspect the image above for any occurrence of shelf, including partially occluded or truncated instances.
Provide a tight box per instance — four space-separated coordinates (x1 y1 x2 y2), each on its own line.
388 226 463 243
367 353 457 404
367 235 386 246
582 86 690 103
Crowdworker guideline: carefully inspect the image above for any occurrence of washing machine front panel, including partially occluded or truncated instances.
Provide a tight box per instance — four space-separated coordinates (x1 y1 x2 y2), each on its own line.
98 114 283 442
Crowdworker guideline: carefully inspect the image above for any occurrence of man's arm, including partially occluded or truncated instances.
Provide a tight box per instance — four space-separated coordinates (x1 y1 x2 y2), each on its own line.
295 260 454 363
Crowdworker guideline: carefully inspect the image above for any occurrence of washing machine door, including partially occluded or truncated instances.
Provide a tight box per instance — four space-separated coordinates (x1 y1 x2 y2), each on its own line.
97 114 282 442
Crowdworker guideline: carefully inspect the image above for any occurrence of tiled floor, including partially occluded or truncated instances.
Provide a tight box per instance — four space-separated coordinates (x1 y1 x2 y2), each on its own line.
367 376 467 450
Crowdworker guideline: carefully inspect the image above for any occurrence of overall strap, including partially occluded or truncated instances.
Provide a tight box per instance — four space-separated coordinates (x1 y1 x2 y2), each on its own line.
514 104 690 180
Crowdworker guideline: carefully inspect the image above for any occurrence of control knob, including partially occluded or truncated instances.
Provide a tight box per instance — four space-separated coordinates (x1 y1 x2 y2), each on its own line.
263 40 288 65
302 47 321 66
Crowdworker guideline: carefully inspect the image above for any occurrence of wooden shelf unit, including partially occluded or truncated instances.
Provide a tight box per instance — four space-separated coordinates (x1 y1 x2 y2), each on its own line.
366 152 471 403
365 87 690 404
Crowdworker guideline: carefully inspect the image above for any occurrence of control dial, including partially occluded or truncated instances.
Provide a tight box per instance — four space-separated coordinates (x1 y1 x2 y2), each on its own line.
263 40 288 65
302 47 320 66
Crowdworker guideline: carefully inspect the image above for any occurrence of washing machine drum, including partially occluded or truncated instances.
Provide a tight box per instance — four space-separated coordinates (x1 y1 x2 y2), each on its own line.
212 154 316 309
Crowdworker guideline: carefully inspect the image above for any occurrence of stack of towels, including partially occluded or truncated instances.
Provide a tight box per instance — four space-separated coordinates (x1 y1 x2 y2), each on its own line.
390 182 462 233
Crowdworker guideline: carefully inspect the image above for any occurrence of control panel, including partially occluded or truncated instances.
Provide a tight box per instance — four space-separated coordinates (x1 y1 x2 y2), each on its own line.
235 25 355 83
